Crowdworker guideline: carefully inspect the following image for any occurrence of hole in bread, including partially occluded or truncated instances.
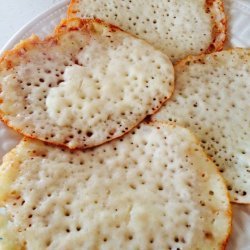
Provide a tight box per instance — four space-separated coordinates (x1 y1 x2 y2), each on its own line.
46 239 51 247
86 131 93 137
128 235 133 240
64 210 71 217
242 191 247 196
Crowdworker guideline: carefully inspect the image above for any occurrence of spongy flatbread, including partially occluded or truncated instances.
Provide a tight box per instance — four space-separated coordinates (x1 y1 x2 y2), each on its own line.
67 0 226 62
153 49 250 204
0 18 174 150
0 122 231 250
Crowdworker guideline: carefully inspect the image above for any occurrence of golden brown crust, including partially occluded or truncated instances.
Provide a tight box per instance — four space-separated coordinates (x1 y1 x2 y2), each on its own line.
67 0 227 62
67 0 80 17
0 96 173 151
0 19 122 70
54 17 123 35
174 47 249 68
0 18 174 150
221 209 232 250
205 0 227 54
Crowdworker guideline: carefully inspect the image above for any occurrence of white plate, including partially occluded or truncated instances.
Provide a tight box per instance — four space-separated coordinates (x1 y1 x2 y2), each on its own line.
0 0 249 249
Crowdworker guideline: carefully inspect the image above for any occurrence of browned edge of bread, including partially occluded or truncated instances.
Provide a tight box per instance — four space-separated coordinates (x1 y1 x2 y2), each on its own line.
0 18 175 150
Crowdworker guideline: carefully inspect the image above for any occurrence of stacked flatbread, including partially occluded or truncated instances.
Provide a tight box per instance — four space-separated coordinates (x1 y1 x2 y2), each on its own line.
0 0 249 249
152 49 250 204
68 0 226 62
0 19 174 149
0 122 231 249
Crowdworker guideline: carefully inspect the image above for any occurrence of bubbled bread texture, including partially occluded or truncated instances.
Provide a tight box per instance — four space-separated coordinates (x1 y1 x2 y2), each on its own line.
0 122 231 250
0 19 174 149
67 0 226 62
153 49 250 203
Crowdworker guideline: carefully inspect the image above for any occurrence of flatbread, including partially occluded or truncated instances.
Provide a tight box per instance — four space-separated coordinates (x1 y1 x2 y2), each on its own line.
0 18 174 149
67 0 226 62
0 122 231 249
153 48 250 204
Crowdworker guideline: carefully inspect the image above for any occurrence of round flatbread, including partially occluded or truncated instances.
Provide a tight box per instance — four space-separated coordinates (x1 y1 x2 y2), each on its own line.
153 48 250 204
0 18 174 149
67 0 226 62
0 122 231 249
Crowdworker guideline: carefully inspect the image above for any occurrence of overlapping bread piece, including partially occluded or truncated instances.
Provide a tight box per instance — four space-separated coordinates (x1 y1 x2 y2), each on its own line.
67 0 226 62
153 49 250 203
0 18 174 149
0 122 231 249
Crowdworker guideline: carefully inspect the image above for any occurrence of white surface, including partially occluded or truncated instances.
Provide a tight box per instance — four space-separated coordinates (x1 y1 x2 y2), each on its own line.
0 0 249 249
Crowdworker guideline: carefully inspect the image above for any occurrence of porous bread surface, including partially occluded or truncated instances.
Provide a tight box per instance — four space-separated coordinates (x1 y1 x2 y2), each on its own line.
67 0 226 62
153 48 250 204
0 18 174 149
0 122 231 250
